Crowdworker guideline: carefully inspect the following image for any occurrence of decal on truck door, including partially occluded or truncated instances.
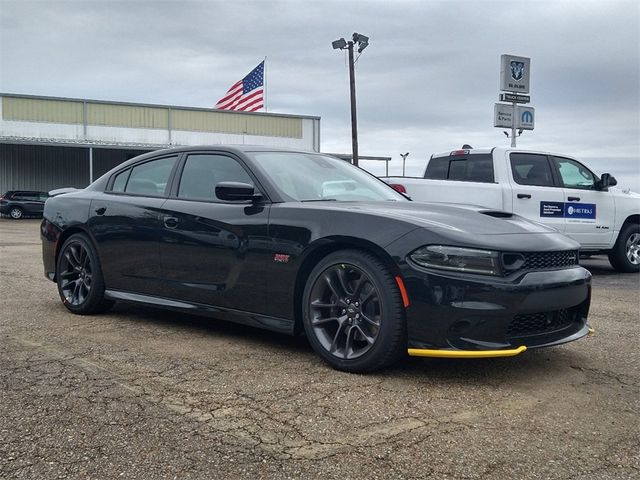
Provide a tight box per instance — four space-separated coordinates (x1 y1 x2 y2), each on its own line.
564 203 596 220
540 201 565 217
540 201 596 219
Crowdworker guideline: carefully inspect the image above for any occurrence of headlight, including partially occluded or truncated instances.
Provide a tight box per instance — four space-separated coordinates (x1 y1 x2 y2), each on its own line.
409 245 502 276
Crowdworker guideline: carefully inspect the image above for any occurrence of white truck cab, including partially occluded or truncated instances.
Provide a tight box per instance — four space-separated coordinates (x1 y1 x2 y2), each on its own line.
383 147 640 272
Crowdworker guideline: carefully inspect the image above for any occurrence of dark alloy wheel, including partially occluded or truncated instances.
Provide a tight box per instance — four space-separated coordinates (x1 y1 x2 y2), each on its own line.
56 234 114 314
303 250 406 372
9 207 23 219
608 223 640 273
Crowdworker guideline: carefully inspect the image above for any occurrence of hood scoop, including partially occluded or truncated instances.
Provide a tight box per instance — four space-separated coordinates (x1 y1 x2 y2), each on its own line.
480 210 513 218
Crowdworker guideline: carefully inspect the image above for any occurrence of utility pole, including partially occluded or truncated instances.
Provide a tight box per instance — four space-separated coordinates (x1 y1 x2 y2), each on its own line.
347 41 359 167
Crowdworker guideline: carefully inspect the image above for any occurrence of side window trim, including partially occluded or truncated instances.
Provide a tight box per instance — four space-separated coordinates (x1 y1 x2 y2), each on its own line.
546 155 563 188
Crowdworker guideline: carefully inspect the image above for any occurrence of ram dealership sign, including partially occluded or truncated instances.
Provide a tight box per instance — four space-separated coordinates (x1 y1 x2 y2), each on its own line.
500 54 531 93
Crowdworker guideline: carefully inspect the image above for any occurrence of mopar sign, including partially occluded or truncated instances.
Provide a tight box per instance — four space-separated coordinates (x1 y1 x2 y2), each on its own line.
517 106 535 130
494 104 535 130
540 202 596 220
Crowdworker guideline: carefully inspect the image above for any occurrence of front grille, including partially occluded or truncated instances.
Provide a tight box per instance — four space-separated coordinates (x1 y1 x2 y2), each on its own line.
522 250 579 271
507 308 577 337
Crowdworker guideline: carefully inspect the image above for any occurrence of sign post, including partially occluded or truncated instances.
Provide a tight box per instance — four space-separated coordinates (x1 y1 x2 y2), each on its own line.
497 54 532 147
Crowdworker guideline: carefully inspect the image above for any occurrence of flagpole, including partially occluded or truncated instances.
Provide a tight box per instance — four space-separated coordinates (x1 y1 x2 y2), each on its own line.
263 56 268 112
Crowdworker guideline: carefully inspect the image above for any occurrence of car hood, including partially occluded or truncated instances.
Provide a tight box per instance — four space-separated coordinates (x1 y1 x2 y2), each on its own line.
300 200 556 236
611 187 640 201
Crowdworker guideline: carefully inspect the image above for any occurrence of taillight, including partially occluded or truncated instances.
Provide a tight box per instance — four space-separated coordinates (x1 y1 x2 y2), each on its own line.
389 183 407 194
450 150 469 156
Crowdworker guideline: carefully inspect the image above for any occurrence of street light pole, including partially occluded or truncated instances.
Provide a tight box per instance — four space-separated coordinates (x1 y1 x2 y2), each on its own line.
347 41 359 167
400 152 410 176
332 33 369 167
511 101 517 148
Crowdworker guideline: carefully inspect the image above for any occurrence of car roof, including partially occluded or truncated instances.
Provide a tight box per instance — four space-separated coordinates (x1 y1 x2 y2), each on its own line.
143 144 318 156
6 190 47 194
108 145 326 174
431 147 583 158
87 145 330 192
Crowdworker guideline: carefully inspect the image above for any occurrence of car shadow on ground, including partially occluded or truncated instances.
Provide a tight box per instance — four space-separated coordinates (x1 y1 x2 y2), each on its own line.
92 301 587 382
581 256 639 277
109 302 313 355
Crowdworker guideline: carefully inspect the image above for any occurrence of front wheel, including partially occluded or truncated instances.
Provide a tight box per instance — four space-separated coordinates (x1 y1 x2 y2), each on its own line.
56 234 114 314
9 207 23 219
302 250 406 373
608 224 640 273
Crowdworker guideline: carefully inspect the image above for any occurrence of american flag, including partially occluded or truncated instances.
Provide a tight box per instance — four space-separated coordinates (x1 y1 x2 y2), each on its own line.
215 61 264 111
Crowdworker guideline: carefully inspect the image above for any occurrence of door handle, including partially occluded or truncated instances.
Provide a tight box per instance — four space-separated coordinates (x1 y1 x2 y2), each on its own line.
94 207 107 215
517 194 531 199
163 216 179 229
568 196 581 201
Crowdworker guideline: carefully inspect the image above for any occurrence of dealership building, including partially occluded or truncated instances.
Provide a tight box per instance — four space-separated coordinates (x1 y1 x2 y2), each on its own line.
0 93 321 193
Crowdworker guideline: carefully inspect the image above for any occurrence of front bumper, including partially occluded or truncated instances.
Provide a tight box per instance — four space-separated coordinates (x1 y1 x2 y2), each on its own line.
401 264 592 354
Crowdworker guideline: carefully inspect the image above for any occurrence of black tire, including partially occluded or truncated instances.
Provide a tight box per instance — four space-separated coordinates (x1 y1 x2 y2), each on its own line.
608 223 640 273
9 207 23 220
302 250 406 373
56 233 114 314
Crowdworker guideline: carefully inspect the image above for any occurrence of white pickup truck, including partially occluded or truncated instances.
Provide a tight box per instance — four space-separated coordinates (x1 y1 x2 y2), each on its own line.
383 147 640 272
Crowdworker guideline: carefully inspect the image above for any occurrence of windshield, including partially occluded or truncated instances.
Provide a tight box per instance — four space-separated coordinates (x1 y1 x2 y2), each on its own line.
249 152 407 202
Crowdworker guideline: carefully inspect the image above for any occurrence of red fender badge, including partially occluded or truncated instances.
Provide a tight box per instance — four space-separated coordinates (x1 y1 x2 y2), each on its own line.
274 254 290 263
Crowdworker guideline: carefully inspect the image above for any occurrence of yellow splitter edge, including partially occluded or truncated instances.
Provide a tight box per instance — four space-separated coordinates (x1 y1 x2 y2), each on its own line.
408 345 527 358
408 327 595 358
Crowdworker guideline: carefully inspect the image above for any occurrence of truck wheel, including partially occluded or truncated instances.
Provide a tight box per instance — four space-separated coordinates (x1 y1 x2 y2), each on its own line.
608 224 640 273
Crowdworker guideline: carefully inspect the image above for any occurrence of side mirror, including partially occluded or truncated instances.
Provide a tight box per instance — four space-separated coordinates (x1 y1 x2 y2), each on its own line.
215 182 258 202
597 173 617 190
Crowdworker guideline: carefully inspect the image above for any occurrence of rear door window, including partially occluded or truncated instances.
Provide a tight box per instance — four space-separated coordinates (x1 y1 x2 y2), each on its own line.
14 192 38 201
125 156 178 196
425 154 495 183
510 153 555 187
424 157 449 179
111 169 131 192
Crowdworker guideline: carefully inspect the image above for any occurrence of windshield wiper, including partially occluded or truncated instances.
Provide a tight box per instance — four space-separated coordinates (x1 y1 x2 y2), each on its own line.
301 198 338 202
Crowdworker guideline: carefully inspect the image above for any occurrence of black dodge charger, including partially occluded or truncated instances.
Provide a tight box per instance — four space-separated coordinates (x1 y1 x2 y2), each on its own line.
41 146 592 372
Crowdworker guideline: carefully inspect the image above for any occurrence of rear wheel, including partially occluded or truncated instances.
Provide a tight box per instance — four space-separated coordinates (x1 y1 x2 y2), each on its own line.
56 234 114 314
608 224 640 273
302 250 406 373
9 207 23 219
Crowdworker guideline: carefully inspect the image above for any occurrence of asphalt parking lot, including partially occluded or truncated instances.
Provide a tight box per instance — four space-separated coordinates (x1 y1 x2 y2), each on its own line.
1 219 638 480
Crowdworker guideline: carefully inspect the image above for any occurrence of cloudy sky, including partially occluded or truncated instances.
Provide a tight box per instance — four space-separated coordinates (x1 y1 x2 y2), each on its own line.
1 0 638 189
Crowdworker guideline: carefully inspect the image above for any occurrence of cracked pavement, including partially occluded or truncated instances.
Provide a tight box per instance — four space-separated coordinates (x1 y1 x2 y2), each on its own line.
1 219 639 479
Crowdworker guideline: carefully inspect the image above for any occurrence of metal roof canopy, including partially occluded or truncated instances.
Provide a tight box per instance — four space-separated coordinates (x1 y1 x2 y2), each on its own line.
0 92 321 121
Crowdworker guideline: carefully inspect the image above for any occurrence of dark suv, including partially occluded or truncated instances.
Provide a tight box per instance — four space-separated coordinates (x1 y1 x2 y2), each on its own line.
0 190 49 219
